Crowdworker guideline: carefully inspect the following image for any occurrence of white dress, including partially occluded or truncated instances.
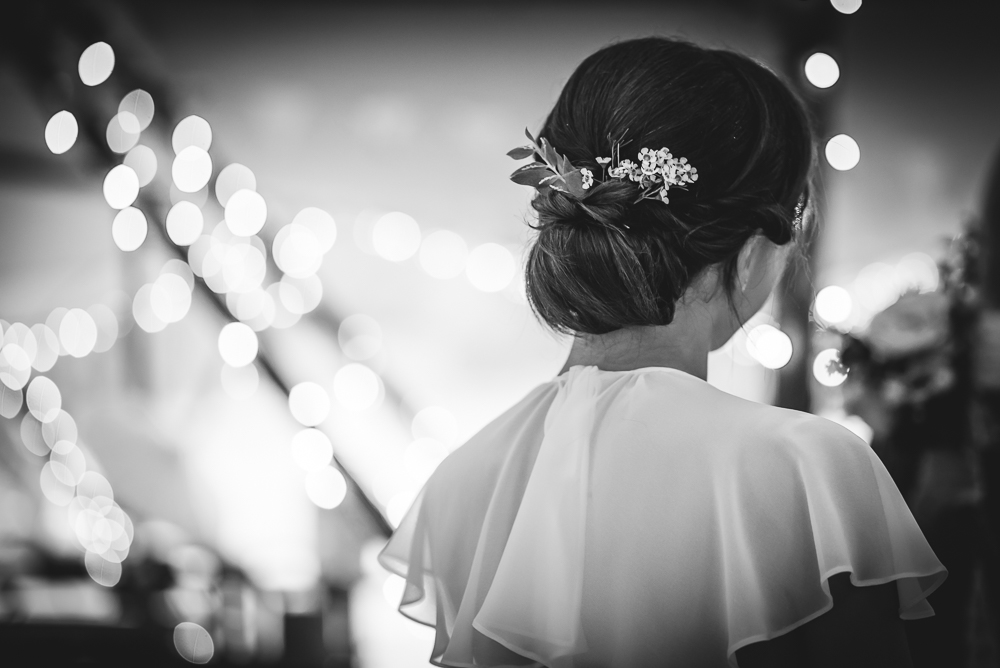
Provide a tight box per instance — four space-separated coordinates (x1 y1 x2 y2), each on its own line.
378 364 948 668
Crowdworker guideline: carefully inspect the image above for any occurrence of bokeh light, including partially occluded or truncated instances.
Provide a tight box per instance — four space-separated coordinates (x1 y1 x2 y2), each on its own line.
0 344 32 391
894 252 940 293
133 284 167 333
372 212 421 262
266 283 302 330
288 382 331 427
20 413 48 456
150 273 193 324
220 363 258 400
745 324 793 369
825 134 861 171
172 146 213 193
221 243 267 293
813 348 848 387
26 376 61 423
292 207 337 254
39 462 74 505
111 207 148 252
124 145 158 187
274 224 322 277
338 314 382 361
215 163 256 208
305 466 347 510
76 471 114 501
78 42 114 86
118 89 155 133
166 201 204 246
172 115 213 153
173 622 214 664
278 274 323 315
225 189 267 237
804 53 840 89
0 384 23 419
218 323 258 367
106 113 140 154
814 285 852 324
227 288 276 331
44 111 78 154
291 429 334 472
419 229 469 279
333 363 381 411
103 165 140 209
42 410 77 451
831 0 862 14
59 309 98 358
411 406 460 449
87 305 119 354
4 322 38 366
51 443 86 486
466 243 516 292
854 261 898 312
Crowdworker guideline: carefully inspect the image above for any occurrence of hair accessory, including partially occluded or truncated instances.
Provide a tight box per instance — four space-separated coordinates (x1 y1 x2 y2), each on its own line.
508 128 698 205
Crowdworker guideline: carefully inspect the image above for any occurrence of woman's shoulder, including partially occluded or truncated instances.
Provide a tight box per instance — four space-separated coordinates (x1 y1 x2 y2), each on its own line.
638 368 871 457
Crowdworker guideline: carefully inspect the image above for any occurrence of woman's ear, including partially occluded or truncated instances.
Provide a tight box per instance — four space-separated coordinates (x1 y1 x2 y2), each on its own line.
736 234 762 293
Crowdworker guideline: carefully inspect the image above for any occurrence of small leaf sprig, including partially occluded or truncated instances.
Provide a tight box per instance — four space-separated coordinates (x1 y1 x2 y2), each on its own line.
507 128 591 198
508 128 698 205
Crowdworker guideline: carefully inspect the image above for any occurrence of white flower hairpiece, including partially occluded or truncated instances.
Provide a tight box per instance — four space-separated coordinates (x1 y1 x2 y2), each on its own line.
508 128 698 205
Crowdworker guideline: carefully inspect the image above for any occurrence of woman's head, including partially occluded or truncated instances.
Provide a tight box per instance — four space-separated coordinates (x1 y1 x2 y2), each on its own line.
524 37 816 339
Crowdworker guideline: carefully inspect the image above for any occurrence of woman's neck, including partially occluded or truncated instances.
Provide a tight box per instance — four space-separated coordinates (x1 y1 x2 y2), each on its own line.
557 317 713 380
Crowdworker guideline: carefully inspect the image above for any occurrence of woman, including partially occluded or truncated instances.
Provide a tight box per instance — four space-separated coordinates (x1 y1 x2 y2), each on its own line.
379 37 947 667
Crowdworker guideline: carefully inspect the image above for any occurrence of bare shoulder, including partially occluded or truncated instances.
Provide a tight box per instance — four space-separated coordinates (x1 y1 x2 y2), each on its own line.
736 572 913 668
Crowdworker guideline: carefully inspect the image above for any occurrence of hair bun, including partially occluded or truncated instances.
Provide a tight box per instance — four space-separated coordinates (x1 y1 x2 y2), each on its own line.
531 180 637 231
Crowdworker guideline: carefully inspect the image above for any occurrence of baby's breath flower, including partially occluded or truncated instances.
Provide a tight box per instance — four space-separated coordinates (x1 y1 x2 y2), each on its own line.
581 168 594 190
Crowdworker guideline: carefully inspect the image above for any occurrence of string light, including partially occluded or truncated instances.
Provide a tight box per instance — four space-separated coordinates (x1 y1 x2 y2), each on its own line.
225 189 267 237
419 229 469 279
172 146 213 193
372 212 421 262
124 145 158 187
103 165 140 209
215 163 257 208
291 429 334 472
173 622 215 664
44 111 78 154
111 206 148 252
825 134 861 171
814 285 853 324
172 115 213 153
466 243 516 292
218 323 259 367
78 42 115 86
117 89 155 133
166 201 205 246
804 53 840 89
288 382 331 427
813 348 848 387
338 314 382 361
830 0 862 14
305 466 347 510
745 324 793 369
106 113 140 154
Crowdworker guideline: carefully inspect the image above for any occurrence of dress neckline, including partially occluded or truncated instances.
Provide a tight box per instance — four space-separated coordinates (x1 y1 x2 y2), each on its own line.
556 364 707 383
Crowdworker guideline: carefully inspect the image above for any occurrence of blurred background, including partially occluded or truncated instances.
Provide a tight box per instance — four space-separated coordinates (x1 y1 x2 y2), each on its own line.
1 0 999 666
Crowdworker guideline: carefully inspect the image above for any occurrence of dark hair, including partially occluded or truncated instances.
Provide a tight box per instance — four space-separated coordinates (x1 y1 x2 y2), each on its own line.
524 36 817 336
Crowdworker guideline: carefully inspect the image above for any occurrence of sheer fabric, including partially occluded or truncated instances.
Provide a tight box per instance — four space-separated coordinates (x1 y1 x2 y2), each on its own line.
378 364 948 667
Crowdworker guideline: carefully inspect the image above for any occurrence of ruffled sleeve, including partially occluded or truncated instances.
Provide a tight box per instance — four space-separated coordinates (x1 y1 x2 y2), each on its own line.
721 412 948 664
